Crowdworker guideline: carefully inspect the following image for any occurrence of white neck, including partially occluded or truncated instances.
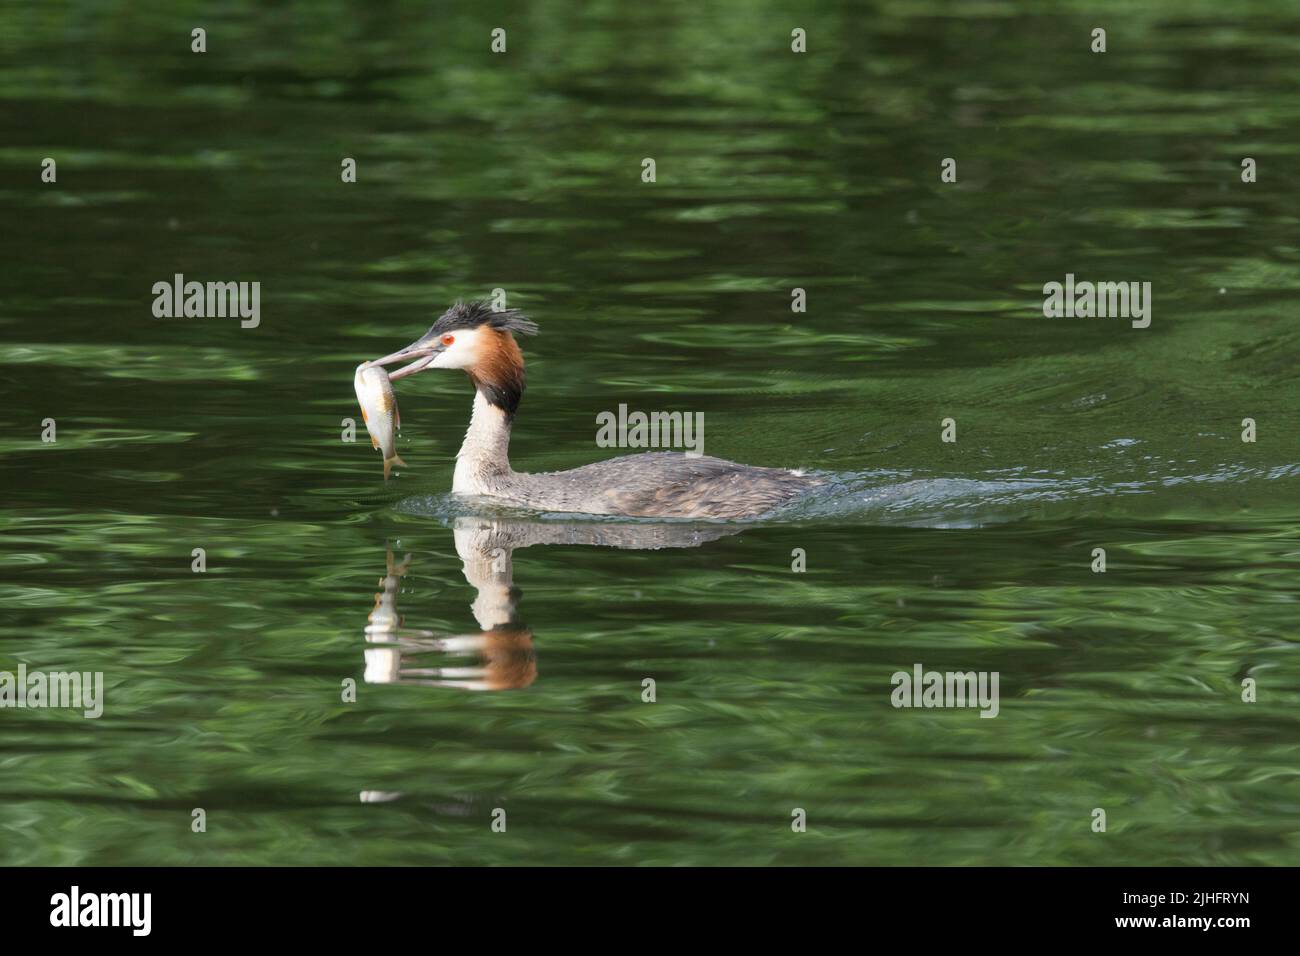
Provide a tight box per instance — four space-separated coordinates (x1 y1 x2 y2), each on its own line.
453 389 513 494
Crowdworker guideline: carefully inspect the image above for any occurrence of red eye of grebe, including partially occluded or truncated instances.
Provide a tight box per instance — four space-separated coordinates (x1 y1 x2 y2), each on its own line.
441 334 455 346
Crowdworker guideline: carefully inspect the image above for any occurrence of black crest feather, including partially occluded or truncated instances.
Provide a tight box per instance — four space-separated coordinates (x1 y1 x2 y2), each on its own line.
429 300 539 338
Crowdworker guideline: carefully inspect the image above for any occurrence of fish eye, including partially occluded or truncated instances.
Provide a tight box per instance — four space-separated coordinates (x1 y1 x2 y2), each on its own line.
441 334 455 346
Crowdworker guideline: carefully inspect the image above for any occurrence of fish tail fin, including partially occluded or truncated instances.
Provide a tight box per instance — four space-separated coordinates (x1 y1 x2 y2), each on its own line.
383 454 408 481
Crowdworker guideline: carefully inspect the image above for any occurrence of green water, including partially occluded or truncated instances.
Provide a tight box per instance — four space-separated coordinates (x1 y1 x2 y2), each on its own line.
2 1 1298 866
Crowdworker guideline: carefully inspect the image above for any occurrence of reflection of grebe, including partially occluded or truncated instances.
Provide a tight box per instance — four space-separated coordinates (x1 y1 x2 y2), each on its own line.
361 519 738 692
364 548 536 692
367 301 821 519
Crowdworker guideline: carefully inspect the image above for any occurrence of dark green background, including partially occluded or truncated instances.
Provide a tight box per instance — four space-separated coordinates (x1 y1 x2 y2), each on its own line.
1 1 1297 864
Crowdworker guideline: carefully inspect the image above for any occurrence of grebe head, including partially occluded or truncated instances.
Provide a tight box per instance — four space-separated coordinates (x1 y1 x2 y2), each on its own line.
372 301 538 415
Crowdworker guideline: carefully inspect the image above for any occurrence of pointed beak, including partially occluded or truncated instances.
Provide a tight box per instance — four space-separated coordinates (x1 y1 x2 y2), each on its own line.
368 334 443 380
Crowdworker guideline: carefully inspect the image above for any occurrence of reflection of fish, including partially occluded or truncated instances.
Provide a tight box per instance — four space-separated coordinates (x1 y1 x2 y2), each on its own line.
354 363 407 479
365 549 411 636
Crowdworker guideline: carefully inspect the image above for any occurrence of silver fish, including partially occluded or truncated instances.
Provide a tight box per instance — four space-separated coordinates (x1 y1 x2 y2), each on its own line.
354 363 407 480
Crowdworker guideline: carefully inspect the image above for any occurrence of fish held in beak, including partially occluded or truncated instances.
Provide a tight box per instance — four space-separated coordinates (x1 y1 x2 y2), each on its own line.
353 363 408 480
369 332 445 380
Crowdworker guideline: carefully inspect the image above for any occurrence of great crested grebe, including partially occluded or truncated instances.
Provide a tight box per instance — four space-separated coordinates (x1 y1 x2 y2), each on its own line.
368 301 821 519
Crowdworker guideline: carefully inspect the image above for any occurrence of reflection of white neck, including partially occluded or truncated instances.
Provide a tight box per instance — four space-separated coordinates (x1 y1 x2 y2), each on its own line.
453 390 513 495
453 523 516 629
